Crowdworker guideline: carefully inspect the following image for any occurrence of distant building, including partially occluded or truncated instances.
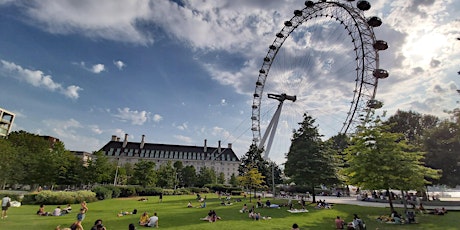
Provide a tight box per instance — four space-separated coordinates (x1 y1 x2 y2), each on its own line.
70 151 92 166
0 107 15 138
99 134 240 182
41 135 61 149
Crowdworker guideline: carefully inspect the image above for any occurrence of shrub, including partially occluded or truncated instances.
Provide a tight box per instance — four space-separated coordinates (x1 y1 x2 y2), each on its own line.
136 187 162 196
92 186 113 200
119 186 137 197
26 191 96 205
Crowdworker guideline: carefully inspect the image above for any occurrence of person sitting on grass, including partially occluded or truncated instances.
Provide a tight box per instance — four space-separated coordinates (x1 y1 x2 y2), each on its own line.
62 204 72 214
37 204 51 216
335 216 345 229
146 212 159 228
139 212 149 226
240 204 248 213
292 223 300 230
187 201 193 208
90 219 107 230
52 206 62 216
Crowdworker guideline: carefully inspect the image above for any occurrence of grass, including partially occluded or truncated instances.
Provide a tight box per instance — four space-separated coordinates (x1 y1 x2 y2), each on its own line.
1 194 458 230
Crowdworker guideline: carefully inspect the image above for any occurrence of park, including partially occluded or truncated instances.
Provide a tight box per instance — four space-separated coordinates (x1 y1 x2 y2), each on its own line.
1 192 459 230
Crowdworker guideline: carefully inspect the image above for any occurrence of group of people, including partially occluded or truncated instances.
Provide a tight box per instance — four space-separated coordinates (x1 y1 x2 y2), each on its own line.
138 211 159 227
315 199 332 209
200 210 221 222
333 214 364 230
37 204 73 216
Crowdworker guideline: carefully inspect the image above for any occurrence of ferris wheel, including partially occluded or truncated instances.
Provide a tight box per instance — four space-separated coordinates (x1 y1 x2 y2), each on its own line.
251 0 389 161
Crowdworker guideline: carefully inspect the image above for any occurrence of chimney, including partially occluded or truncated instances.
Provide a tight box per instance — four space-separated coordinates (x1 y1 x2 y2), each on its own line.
204 139 207 152
116 137 120 142
122 134 128 148
218 140 221 153
228 143 232 149
111 135 117 141
140 134 145 149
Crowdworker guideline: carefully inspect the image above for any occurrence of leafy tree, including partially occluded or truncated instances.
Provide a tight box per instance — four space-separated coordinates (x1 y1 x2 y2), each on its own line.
422 115 460 187
217 172 226 184
384 110 439 144
284 113 338 202
343 117 440 212
88 151 115 184
238 166 265 202
182 165 197 187
196 166 216 187
0 138 17 189
325 134 350 191
157 161 176 188
7 131 56 188
131 160 157 187
238 144 281 187
173 161 184 188
229 173 238 187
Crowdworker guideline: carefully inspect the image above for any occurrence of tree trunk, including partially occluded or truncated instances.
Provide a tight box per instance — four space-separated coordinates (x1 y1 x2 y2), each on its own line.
312 185 316 203
401 190 408 213
387 188 395 213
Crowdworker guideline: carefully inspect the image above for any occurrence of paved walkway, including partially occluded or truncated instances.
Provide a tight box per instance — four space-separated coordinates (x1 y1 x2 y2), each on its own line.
317 196 460 211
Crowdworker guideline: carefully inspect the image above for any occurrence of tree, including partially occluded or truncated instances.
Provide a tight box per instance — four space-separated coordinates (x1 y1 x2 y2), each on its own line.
237 166 265 202
384 110 439 145
238 144 281 187
229 173 238 187
173 161 184 188
422 113 460 187
88 151 115 184
196 166 216 187
8 131 57 188
182 165 197 187
0 138 17 189
343 116 440 212
131 160 157 187
284 113 338 202
217 172 226 184
157 161 176 188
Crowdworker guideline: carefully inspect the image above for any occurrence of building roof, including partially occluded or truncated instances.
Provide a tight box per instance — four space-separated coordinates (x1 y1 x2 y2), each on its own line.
99 140 240 162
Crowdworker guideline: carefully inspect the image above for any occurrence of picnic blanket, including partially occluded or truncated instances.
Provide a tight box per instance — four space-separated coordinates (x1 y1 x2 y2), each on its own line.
287 209 308 213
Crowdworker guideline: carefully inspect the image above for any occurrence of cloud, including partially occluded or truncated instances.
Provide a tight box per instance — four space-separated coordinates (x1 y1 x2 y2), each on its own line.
174 122 188 131
114 107 150 125
75 61 106 74
153 114 163 123
113 60 126 70
0 59 82 99
91 64 105 73
41 118 105 151
173 135 193 144
89 125 103 134
20 0 154 45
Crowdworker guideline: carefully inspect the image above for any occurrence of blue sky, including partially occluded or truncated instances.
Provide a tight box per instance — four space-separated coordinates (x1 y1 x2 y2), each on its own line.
1 0 459 165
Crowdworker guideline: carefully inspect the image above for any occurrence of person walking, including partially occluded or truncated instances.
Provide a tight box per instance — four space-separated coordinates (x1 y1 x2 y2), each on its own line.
1 195 11 219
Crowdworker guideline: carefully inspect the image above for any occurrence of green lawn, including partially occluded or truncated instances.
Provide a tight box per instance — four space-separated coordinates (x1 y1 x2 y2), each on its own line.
1 194 458 230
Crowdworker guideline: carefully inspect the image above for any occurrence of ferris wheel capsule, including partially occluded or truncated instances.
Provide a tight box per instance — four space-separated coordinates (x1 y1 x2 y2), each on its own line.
367 16 382 27
357 0 371 11
373 40 388 51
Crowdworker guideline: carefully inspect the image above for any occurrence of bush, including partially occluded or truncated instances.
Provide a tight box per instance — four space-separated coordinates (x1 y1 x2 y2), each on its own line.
92 186 113 200
25 190 96 205
136 187 162 196
119 186 137 197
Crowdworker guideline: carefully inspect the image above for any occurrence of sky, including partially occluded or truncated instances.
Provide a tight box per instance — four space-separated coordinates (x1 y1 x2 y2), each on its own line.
0 0 459 165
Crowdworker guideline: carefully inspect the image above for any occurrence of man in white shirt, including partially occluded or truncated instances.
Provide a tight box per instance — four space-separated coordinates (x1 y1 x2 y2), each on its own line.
1 196 11 219
146 212 159 228
52 206 62 216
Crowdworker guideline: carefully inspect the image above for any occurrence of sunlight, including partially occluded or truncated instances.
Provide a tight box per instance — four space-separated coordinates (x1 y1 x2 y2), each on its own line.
402 32 447 66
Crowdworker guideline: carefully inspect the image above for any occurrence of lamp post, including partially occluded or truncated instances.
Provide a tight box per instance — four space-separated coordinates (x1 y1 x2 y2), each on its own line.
113 165 120 186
